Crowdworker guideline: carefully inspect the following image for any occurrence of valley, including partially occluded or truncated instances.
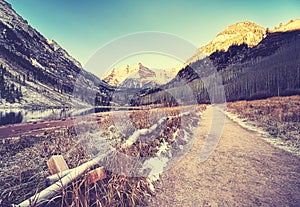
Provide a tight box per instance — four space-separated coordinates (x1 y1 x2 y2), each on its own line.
0 0 299 206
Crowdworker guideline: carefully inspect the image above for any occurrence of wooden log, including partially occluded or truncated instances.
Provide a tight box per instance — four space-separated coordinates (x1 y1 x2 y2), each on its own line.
87 167 106 184
46 167 106 186
47 155 69 175
15 155 105 207
121 111 192 148
45 169 72 186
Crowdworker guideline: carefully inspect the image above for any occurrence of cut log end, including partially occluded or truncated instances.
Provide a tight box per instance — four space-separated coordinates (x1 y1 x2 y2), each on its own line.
47 155 69 175
87 167 106 184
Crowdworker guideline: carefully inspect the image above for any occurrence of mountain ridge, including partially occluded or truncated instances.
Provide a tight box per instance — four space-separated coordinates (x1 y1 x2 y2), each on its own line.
271 19 300 33
0 0 299 108
187 19 300 65
0 0 112 108
133 28 300 106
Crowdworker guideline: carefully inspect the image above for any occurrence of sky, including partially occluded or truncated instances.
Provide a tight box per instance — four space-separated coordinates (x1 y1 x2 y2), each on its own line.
5 0 300 76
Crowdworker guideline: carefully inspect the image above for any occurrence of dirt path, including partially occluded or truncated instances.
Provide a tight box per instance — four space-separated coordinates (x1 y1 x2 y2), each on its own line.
150 106 300 206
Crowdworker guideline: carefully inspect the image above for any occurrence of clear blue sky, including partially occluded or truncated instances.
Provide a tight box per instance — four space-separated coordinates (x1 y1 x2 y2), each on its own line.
5 0 300 75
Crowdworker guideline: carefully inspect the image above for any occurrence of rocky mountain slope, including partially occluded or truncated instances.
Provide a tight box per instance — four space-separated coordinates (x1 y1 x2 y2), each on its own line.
102 63 178 88
187 20 266 64
0 0 111 108
187 19 300 65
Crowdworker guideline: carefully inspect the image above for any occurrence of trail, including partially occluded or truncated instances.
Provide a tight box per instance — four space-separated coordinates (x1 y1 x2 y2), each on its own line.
150 106 300 206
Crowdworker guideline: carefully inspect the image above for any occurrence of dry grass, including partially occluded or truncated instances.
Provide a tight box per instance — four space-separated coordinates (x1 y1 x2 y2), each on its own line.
0 105 206 207
0 126 88 206
227 95 300 149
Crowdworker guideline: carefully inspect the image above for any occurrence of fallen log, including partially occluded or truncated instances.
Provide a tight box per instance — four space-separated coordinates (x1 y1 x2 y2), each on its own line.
121 111 193 148
14 155 106 207
45 169 72 186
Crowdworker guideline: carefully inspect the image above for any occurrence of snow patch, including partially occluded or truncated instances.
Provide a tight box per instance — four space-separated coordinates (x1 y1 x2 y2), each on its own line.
143 156 169 181
156 140 170 157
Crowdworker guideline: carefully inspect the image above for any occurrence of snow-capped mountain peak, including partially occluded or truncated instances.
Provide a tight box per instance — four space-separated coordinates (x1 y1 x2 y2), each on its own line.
101 63 179 88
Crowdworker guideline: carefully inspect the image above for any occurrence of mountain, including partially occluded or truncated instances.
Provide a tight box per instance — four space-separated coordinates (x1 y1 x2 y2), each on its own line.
118 63 157 88
102 63 178 88
133 20 300 106
102 64 138 86
187 20 266 64
0 0 111 108
2 3 298 110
